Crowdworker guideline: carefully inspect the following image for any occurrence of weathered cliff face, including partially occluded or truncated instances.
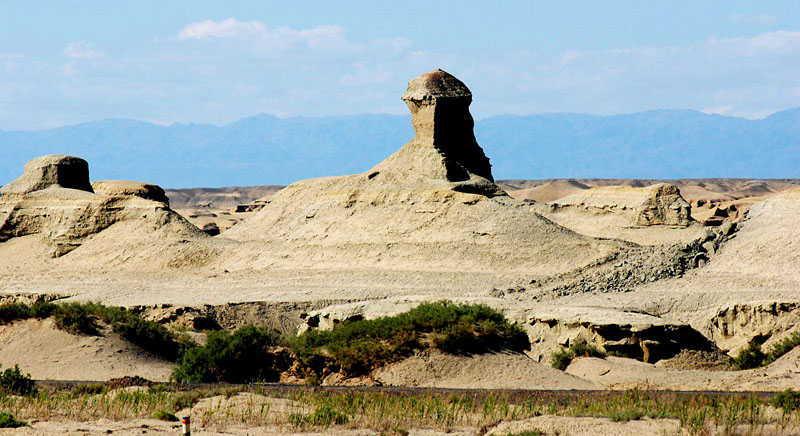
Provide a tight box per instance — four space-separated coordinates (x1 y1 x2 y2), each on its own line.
297 297 716 365
0 155 200 257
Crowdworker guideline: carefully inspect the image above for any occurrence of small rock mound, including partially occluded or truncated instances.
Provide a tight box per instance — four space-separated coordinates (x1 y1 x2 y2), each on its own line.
0 154 94 197
552 183 692 227
91 180 169 205
657 349 733 371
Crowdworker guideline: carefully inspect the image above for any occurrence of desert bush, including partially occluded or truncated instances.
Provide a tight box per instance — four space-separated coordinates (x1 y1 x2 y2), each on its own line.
172 325 287 383
152 410 179 421
733 341 767 370
733 333 800 370
52 302 101 335
291 301 530 377
551 349 572 371
0 303 33 325
765 332 800 365
0 364 36 396
0 412 26 428
550 339 606 370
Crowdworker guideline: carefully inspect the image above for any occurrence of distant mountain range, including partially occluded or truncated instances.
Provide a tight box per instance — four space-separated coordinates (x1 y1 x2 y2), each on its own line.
2 109 800 188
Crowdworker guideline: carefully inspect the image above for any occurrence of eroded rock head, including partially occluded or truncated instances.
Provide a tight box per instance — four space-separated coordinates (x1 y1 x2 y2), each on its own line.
1 155 94 197
92 180 169 206
401 69 492 183
370 69 498 196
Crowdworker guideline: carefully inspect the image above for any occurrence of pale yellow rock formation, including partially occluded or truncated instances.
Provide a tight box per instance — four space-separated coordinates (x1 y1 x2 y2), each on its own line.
0 155 200 257
553 183 692 227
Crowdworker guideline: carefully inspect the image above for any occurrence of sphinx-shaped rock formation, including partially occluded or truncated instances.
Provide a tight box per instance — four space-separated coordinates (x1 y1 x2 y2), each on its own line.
224 70 624 282
370 69 502 196
0 154 200 257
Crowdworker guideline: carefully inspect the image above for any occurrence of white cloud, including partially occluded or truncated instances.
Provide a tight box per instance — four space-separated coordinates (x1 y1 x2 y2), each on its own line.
177 18 266 40
705 31 800 57
701 105 733 116
0 54 23 72
63 41 104 59
725 13 777 26
175 18 411 57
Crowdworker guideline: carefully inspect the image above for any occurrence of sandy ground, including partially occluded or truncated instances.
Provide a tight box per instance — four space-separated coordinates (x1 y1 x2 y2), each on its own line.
375 349 598 389
0 417 689 436
0 318 173 381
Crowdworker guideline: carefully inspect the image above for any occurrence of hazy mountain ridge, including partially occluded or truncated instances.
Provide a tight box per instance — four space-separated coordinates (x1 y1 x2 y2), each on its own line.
2 109 800 188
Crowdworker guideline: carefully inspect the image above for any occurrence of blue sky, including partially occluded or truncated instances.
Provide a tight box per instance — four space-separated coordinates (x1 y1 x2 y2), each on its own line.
2 1 800 130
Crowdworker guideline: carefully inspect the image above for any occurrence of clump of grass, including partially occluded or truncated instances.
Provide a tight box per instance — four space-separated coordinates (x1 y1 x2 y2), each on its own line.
290 404 349 428
771 389 800 413
172 325 288 383
0 364 36 396
152 409 179 421
71 383 106 396
550 339 606 370
0 412 26 428
608 409 645 422
291 301 530 377
499 432 543 436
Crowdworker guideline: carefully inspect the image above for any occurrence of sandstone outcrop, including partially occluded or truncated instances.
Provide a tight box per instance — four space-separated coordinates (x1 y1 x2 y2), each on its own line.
0 155 93 197
0 155 201 257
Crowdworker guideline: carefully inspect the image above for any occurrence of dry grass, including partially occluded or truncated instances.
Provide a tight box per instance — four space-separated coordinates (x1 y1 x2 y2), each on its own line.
0 385 798 435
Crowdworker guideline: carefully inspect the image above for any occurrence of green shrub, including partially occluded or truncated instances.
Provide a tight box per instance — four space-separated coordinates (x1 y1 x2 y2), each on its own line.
172 325 287 383
0 303 32 325
31 301 56 318
570 340 606 359
551 349 572 371
733 341 767 370
550 339 606 370
52 302 101 335
765 332 800 365
291 301 530 377
152 410 179 422
290 405 349 427
0 412 26 428
772 389 800 413
0 364 36 396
